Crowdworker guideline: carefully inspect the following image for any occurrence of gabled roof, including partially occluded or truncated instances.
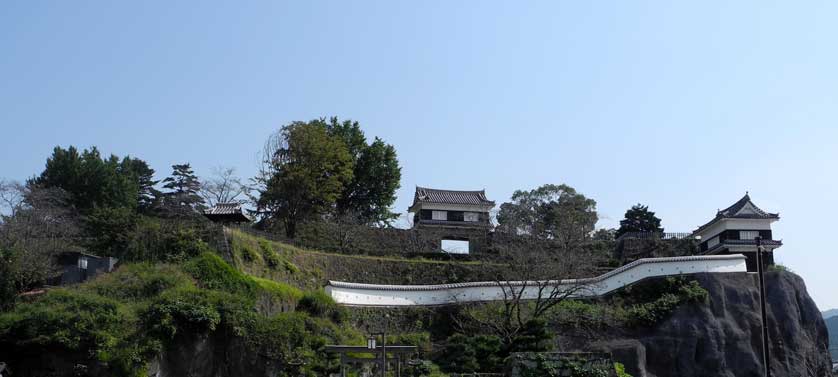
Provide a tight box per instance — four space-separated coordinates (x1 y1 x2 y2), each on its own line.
204 202 245 215
204 202 251 222
693 193 779 235
409 186 495 211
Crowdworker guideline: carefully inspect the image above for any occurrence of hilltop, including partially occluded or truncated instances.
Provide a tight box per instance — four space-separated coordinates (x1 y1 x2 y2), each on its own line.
0 226 832 376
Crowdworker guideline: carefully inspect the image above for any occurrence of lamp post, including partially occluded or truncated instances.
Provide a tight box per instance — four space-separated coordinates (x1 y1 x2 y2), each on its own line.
755 236 771 377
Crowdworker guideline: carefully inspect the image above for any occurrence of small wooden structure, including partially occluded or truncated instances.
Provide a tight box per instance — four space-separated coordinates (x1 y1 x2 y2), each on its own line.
203 202 251 223
324 344 417 377
54 251 118 285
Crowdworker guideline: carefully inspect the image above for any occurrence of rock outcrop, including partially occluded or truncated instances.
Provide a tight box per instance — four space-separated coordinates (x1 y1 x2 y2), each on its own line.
589 271 832 377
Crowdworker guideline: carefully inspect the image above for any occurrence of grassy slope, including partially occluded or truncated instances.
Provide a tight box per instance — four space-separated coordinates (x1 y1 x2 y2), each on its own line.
0 252 364 377
0 228 459 377
226 228 500 288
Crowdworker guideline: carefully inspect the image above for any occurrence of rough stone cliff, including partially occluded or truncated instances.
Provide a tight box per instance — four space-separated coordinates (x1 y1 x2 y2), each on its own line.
586 271 832 377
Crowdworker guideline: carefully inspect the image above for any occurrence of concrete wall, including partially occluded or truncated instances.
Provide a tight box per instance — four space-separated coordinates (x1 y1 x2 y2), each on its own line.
325 254 747 307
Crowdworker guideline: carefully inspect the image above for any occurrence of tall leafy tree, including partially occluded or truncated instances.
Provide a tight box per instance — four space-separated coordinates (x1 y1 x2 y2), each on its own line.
158 163 204 217
257 121 354 237
325 118 401 224
615 203 664 238
496 184 598 250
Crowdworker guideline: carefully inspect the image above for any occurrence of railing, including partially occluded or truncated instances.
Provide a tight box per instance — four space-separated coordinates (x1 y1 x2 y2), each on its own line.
616 231 695 241
705 238 783 254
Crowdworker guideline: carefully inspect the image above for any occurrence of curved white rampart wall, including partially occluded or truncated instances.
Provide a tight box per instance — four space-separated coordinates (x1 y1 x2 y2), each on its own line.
325 254 747 307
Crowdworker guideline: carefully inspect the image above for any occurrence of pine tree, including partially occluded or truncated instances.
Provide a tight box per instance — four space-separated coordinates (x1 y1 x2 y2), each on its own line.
158 163 204 217
616 203 664 238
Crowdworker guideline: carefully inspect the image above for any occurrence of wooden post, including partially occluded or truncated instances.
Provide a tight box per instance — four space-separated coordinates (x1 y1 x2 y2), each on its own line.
755 237 771 377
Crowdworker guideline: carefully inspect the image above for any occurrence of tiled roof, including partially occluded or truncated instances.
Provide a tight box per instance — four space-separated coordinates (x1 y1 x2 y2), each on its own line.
716 193 778 219
694 194 779 234
410 186 495 209
203 202 251 222
204 203 244 216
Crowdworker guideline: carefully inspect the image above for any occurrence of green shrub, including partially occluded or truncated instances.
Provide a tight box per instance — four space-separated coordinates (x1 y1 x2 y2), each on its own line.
0 289 126 350
253 277 304 314
257 240 299 274
615 362 633 377
254 277 304 303
0 289 155 376
263 248 283 268
182 252 258 297
85 263 193 301
437 333 503 373
142 288 223 338
142 287 257 339
160 227 213 263
240 242 262 263
768 264 794 273
245 312 362 375
296 290 347 324
388 332 433 354
283 260 300 274
677 279 709 303
247 312 309 359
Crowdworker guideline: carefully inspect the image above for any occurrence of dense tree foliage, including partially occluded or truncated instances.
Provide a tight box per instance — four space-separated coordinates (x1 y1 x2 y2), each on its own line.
257 121 354 238
615 204 664 238
324 118 402 224
496 184 598 250
31 146 155 212
256 118 401 237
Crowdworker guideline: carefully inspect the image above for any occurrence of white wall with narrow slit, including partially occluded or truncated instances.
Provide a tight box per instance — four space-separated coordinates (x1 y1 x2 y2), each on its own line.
325 254 747 307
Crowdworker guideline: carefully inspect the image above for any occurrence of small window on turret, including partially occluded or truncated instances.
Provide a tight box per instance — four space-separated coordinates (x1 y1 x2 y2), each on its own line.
432 211 447 220
740 231 759 240
464 212 479 222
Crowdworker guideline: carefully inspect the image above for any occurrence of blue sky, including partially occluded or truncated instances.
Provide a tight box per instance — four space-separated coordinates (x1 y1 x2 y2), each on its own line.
2 1 837 308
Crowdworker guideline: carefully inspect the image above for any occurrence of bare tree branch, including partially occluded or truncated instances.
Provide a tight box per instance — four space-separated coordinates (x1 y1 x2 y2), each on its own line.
0 179 25 219
453 235 598 348
200 167 249 207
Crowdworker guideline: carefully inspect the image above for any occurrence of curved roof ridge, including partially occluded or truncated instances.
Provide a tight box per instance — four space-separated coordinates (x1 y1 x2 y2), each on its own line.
693 193 779 235
416 186 486 194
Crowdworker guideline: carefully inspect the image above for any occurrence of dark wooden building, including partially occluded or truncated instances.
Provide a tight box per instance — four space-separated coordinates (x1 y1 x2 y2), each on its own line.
54 251 119 285
408 186 495 254
692 193 782 271
203 202 251 223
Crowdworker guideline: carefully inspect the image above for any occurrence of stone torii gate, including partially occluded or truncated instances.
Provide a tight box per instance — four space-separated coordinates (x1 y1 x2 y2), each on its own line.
324 344 417 377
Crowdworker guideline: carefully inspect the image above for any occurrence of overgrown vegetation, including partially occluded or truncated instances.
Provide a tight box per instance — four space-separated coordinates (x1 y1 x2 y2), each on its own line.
0 252 362 376
0 142 715 376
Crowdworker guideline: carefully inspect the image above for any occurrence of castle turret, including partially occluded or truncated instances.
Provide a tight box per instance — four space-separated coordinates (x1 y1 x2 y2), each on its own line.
692 193 782 271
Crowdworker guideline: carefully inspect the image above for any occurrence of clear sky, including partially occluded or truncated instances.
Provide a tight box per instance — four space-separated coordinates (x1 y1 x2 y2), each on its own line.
2 2 837 308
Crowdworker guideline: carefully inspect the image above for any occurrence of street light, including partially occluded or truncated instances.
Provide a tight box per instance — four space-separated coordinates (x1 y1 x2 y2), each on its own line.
367 336 377 350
